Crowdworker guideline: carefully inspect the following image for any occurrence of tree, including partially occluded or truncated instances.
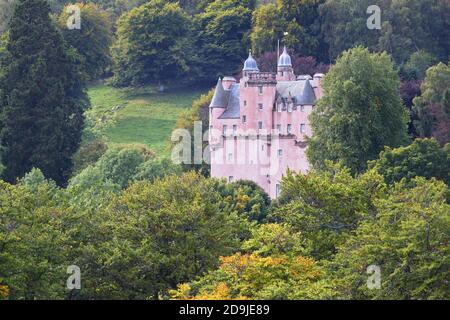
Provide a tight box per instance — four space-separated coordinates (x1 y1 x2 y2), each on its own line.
319 0 382 61
193 0 254 81
251 0 328 61
378 0 450 65
170 223 336 300
218 179 271 223
269 164 386 260
0 175 70 299
173 89 214 175
308 47 409 173
330 177 450 299
400 50 439 81
0 0 88 185
413 62 450 145
320 0 449 64
112 0 193 87
72 172 251 299
250 3 285 55
58 3 113 80
71 143 155 189
369 138 450 186
0 0 15 35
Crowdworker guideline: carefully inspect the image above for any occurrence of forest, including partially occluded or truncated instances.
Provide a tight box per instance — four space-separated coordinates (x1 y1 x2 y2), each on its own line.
0 0 449 300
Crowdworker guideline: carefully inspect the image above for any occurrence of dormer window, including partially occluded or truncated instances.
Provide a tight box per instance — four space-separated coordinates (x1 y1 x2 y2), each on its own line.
287 101 293 112
277 101 283 112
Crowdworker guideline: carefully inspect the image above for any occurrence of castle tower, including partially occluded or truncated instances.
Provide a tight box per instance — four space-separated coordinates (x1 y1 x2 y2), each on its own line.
277 46 295 81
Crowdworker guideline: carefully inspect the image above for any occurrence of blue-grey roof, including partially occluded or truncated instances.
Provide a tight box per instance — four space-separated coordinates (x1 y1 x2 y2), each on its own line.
276 79 316 105
209 78 229 108
243 51 259 71
278 46 292 67
213 78 316 120
218 83 240 119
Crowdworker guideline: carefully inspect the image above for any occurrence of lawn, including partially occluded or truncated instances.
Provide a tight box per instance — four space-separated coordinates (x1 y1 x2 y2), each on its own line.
87 83 208 157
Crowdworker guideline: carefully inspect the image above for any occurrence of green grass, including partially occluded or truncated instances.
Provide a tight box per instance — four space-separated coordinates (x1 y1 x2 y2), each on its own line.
87 83 207 157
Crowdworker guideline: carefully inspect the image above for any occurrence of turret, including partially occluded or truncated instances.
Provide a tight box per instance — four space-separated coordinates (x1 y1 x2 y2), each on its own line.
277 46 295 81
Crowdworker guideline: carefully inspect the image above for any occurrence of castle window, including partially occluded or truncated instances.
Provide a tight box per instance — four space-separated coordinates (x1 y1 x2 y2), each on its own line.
258 86 263 95
258 121 263 129
288 102 293 112
278 149 283 157
228 176 234 182
287 124 292 134
276 184 281 197
228 153 233 161
277 124 282 133
258 103 263 111
223 125 227 135
242 115 247 123
244 100 247 107
300 123 306 133
233 125 237 135
300 105 305 112
261 144 265 151
277 102 283 112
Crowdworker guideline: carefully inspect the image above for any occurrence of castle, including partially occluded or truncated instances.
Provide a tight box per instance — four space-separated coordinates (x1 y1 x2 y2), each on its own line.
208 47 324 198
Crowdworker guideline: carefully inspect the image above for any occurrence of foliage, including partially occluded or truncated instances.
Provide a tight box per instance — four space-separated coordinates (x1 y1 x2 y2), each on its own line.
193 0 254 81
133 158 183 183
0 0 88 186
320 0 450 64
269 164 386 260
0 179 70 299
251 0 328 61
307 46 409 173
218 179 271 222
369 138 450 186
400 50 439 81
0 0 15 35
413 62 450 145
86 144 154 189
112 0 193 87
72 138 108 174
173 89 213 175
58 3 113 80
171 223 336 300
73 172 251 299
329 177 450 299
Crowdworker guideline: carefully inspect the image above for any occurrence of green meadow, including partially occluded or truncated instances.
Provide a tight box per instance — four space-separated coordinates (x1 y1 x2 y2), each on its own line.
87 83 207 157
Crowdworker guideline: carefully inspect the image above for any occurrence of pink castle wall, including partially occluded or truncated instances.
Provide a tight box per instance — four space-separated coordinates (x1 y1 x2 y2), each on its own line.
209 51 324 198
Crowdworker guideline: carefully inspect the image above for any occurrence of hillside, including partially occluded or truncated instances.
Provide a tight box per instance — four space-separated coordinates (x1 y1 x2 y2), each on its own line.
87 83 207 157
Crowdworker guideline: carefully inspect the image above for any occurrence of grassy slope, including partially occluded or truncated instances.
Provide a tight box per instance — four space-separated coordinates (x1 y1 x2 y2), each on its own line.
88 83 206 157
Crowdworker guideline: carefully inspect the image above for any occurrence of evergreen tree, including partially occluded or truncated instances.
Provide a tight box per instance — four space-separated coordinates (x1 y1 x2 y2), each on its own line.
0 0 88 185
